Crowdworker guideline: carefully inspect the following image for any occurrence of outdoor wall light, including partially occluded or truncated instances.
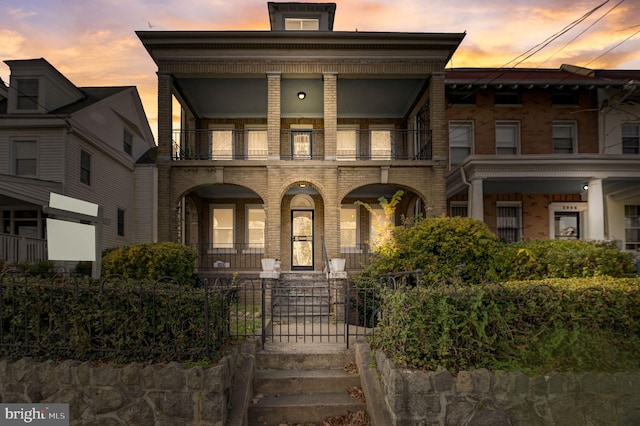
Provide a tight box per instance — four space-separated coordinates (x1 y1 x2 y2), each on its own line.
297 91 306 100
582 184 589 191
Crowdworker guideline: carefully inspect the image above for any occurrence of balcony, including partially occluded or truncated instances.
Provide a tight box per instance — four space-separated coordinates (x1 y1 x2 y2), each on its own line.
171 128 432 161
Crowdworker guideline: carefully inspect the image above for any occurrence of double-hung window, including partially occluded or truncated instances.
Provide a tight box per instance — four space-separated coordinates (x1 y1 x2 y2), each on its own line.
496 121 519 155
625 205 640 251
246 205 265 250
450 201 468 218
449 121 473 166
80 150 91 185
210 128 233 159
123 129 133 155
553 122 576 154
247 129 267 159
622 124 640 154
212 206 234 249
14 140 37 177
497 202 522 243
340 205 358 251
370 128 392 160
337 128 357 160
16 78 39 110
117 209 125 237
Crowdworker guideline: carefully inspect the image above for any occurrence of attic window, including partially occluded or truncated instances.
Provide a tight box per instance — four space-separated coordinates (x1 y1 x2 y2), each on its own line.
16 78 39 110
285 18 319 30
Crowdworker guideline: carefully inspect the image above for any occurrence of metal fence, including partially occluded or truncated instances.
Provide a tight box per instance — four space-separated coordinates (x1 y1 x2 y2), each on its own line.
0 271 235 362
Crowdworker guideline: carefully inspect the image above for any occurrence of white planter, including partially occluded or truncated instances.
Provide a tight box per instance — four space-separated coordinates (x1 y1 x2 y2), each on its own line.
261 258 276 271
330 258 346 272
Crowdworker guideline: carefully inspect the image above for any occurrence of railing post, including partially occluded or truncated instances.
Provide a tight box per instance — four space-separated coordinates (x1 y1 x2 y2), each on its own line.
261 278 266 349
204 278 211 359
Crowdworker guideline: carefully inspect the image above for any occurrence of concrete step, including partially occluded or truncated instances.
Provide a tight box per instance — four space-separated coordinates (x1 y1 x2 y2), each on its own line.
254 368 361 395
249 346 367 425
248 391 365 426
256 348 355 370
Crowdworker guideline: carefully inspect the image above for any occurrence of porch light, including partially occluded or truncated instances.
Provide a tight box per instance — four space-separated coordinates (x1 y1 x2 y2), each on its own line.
297 91 306 100
299 183 306 187
582 184 589 191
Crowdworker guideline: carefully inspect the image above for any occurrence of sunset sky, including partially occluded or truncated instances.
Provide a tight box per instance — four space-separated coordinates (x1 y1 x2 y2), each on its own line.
2 0 639 139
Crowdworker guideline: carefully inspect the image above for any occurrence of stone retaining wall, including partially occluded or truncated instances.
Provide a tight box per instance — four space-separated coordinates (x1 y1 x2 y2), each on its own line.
374 349 640 425
0 348 242 426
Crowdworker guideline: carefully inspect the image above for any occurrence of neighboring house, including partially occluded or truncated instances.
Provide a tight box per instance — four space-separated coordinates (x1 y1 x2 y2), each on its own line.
444 66 640 257
0 58 157 266
137 2 465 275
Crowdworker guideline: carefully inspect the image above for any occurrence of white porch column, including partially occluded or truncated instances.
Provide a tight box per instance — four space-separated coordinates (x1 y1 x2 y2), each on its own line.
469 178 484 221
587 178 605 240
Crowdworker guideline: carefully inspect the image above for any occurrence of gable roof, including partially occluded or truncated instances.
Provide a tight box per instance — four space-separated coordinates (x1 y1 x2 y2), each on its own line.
51 86 131 114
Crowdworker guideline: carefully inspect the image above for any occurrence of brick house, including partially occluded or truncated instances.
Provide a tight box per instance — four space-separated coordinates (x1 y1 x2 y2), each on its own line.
445 66 640 255
137 2 465 275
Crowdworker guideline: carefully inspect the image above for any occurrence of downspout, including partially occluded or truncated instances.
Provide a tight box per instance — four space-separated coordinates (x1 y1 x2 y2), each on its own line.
459 165 472 217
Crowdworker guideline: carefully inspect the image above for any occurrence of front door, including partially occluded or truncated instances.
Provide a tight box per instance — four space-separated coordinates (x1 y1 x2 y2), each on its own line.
292 210 313 270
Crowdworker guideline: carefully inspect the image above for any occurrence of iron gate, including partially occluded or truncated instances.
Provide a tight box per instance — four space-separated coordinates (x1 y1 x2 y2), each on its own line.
218 276 379 348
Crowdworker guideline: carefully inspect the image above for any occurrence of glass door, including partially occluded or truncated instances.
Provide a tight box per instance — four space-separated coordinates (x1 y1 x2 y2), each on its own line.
554 212 579 239
291 210 313 269
292 130 312 159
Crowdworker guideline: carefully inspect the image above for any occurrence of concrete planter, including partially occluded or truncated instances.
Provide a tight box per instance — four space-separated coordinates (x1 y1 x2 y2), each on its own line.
330 258 346 272
261 258 276 271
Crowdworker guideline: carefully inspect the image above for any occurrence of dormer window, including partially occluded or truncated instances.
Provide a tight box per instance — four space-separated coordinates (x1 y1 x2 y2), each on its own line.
285 18 320 30
16 78 39 110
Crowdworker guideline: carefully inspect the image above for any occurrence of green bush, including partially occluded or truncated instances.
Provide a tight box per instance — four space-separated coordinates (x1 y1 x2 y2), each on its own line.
0 277 229 363
102 242 197 284
362 216 501 285
371 277 640 374
492 239 636 280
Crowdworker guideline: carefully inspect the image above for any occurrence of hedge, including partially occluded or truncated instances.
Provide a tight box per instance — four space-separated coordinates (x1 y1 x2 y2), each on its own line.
371 277 640 375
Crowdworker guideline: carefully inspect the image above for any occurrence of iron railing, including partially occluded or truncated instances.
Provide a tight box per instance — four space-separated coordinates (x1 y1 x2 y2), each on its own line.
0 233 47 265
341 244 374 270
191 243 263 271
171 128 432 161
0 271 235 362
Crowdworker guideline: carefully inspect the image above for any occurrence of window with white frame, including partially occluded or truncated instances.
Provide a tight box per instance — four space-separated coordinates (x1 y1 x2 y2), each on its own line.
624 205 640 251
622 124 640 154
449 121 473 166
291 126 312 159
212 206 234 249
340 205 358 250
246 205 265 249
16 78 39 110
210 128 233 159
337 128 357 160
285 18 320 30
13 140 37 176
552 122 576 154
496 121 519 155
247 129 268 159
370 129 392 159
450 201 468 218
496 202 522 243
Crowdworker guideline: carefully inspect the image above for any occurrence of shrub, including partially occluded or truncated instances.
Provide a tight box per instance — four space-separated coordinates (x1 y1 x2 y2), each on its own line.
492 239 636 280
371 277 640 374
102 242 197 284
0 276 228 363
362 216 501 286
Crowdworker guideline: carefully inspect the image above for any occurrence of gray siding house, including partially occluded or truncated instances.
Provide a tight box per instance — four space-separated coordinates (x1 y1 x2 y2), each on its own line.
0 58 157 267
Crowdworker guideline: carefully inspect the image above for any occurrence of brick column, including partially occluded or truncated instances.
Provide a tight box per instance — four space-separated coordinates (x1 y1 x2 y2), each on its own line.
429 71 448 216
323 72 338 160
157 72 174 242
265 72 282 259
267 72 281 160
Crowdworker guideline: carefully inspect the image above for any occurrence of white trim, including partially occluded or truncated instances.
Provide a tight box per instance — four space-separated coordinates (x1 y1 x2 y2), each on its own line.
548 202 587 240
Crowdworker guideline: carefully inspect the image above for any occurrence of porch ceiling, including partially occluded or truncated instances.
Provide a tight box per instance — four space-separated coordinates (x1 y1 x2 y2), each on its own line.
173 76 428 119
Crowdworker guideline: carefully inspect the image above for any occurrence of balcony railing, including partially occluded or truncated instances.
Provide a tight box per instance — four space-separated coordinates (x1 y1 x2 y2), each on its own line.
171 128 432 161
